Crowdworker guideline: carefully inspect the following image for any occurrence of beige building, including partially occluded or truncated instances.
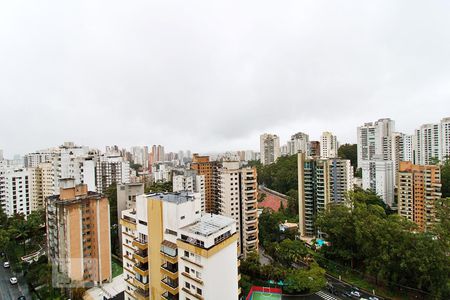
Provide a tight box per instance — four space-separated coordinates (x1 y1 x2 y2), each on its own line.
120 192 239 300
46 179 111 286
217 161 258 257
398 161 442 231
31 162 55 211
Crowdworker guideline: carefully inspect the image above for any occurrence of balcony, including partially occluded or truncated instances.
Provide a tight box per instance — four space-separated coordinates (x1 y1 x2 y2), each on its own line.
132 238 147 250
161 263 178 279
133 262 149 276
120 217 136 230
162 291 179 300
245 218 257 225
161 277 179 295
133 278 149 291
246 227 258 235
134 288 150 300
246 237 258 244
133 249 148 263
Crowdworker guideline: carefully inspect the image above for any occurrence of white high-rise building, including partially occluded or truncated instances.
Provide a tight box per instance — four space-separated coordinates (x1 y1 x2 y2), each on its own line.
173 170 206 212
260 134 280 165
1 168 33 217
402 134 414 163
414 123 441 165
289 132 310 155
361 158 394 207
320 132 338 158
95 154 130 194
357 118 395 168
441 117 450 160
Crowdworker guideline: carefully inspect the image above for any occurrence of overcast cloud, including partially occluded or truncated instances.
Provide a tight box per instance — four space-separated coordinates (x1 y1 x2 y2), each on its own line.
1 0 450 157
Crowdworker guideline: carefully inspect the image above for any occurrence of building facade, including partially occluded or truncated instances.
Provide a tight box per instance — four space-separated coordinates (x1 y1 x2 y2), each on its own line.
46 179 111 286
119 192 239 300
217 161 258 258
190 154 219 213
361 158 394 207
320 132 338 158
298 153 353 237
397 162 442 231
260 134 280 165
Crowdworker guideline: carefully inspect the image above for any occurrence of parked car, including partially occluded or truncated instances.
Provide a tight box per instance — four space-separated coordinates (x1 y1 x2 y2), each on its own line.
18 296 26 300
350 290 361 297
3 261 10 268
10 277 18 284
369 297 380 300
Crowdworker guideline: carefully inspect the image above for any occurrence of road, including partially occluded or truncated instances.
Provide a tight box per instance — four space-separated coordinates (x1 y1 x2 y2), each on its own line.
0 261 30 300
258 251 382 300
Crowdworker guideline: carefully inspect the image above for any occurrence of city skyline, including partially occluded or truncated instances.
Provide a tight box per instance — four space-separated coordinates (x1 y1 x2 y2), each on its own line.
1 1 450 155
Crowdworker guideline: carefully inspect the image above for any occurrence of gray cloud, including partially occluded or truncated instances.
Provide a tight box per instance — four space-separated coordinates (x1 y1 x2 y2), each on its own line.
1 0 449 157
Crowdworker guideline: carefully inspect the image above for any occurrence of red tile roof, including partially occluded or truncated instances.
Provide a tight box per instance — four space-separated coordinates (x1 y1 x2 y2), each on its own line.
258 189 288 212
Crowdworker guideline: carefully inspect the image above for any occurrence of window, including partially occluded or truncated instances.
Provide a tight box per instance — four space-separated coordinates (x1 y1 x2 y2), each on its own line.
181 216 185 220
185 266 190 273
184 250 189 258
185 282 191 289
197 288 202 295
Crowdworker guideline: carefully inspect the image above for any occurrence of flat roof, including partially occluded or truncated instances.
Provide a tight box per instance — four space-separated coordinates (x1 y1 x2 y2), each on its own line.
147 191 196 204
182 214 234 237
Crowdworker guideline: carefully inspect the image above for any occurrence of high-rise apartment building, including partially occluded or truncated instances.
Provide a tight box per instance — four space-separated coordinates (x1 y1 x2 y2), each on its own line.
191 154 219 213
357 118 395 168
361 158 394 206
151 145 165 164
320 132 338 158
31 162 55 211
288 132 309 155
95 154 130 194
217 161 258 257
397 162 442 231
0 168 32 216
131 146 149 169
46 179 111 286
117 183 145 251
172 170 206 211
260 134 280 165
119 192 239 300
309 141 321 157
298 153 353 237
414 123 441 165
440 117 450 160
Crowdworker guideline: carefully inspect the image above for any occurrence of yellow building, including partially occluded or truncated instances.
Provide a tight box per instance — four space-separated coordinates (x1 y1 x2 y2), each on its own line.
120 191 239 300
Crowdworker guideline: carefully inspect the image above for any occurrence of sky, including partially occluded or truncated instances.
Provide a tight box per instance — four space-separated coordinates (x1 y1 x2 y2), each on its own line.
1 0 450 158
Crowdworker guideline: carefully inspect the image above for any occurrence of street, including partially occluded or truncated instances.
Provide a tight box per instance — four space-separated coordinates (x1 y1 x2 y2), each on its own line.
258 251 383 300
0 262 30 300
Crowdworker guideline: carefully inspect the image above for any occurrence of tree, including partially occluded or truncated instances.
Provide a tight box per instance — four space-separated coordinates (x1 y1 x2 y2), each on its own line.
258 155 298 195
315 191 450 297
273 239 308 267
130 163 142 172
441 159 450 198
338 144 357 171
144 181 172 193
284 262 326 294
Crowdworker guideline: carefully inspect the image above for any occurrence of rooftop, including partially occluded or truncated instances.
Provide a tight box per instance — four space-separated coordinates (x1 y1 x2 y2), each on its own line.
147 191 196 204
182 214 234 237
